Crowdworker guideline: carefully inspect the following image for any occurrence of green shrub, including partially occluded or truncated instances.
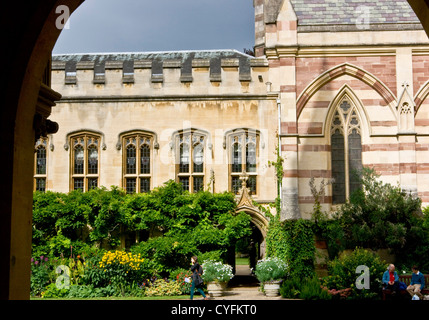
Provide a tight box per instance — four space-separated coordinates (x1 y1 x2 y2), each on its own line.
280 276 332 300
33 181 251 284
81 253 110 288
41 283 69 299
65 285 107 298
299 276 332 300
338 168 423 252
322 247 386 300
279 277 301 299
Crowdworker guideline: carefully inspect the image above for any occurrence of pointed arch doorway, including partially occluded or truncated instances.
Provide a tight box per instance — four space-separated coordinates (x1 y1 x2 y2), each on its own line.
226 173 269 287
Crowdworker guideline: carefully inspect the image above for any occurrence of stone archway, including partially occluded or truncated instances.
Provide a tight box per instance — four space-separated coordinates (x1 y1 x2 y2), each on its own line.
226 174 269 287
234 173 269 259
0 0 84 300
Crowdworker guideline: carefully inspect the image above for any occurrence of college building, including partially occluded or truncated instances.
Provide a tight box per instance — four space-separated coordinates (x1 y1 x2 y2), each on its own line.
37 0 429 231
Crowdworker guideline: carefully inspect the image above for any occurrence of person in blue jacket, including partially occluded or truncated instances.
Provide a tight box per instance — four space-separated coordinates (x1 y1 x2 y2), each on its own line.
382 264 400 294
407 265 425 299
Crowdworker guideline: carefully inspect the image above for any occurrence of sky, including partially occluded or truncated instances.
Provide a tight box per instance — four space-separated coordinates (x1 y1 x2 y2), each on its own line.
53 0 255 54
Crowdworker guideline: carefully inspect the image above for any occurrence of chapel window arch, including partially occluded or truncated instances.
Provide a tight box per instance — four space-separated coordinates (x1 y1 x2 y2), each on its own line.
330 98 363 204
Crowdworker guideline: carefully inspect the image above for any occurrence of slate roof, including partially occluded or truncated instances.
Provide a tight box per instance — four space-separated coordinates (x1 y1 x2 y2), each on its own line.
290 0 422 31
52 49 254 80
51 49 253 64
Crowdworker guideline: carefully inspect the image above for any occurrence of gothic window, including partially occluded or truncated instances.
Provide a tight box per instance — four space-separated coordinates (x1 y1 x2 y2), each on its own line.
122 133 152 194
330 100 362 204
176 131 206 193
34 138 48 192
229 130 259 195
70 133 100 191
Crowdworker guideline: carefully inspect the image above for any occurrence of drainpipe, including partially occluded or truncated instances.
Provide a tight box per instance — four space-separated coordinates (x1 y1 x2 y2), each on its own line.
277 98 282 205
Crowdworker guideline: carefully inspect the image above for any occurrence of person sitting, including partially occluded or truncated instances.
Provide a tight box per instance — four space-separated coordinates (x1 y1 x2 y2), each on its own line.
407 265 425 300
382 264 400 294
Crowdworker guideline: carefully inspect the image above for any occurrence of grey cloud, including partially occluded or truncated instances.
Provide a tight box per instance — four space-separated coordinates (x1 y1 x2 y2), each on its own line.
53 0 255 54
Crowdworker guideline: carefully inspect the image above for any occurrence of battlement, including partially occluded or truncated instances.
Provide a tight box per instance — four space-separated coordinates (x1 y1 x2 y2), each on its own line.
51 50 269 97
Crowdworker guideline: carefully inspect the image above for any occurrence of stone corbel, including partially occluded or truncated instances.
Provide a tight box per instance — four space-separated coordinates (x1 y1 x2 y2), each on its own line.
33 83 61 142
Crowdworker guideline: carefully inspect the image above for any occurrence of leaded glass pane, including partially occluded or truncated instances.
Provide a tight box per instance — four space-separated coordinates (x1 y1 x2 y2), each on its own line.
88 146 98 174
74 178 84 191
36 147 47 175
232 142 242 173
331 130 346 204
35 178 46 192
179 144 189 173
140 145 150 174
193 176 204 193
179 177 189 191
231 176 241 194
126 145 137 174
348 129 362 196
74 146 84 174
126 178 136 194
88 178 98 190
193 144 204 173
246 143 256 173
140 177 150 193
247 176 257 195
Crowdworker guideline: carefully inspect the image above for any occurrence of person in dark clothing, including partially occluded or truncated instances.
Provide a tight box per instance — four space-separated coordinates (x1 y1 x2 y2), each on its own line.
190 256 208 300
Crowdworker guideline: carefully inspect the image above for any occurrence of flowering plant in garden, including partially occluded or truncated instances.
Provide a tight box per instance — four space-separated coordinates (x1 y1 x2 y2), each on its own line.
254 257 288 283
30 256 54 296
99 250 144 270
98 250 146 294
145 279 182 297
201 260 234 283
175 271 193 294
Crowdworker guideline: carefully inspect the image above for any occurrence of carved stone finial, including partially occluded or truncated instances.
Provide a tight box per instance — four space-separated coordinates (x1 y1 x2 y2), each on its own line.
239 172 249 189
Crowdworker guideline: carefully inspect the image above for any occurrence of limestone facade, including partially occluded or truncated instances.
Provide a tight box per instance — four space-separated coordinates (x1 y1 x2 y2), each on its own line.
43 0 429 220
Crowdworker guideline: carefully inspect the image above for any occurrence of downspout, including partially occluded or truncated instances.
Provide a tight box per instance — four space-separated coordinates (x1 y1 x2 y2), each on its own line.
277 97 282 205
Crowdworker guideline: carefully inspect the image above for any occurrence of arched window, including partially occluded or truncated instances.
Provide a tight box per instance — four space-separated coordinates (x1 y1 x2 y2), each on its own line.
175 130 206 193
34 138 48 192
70 133 100 191
122 134 152 194
229 130 259 195
330 100 363 204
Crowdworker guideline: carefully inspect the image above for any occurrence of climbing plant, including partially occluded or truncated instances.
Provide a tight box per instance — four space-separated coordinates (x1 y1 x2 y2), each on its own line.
32 180 252 275
264 138 316 279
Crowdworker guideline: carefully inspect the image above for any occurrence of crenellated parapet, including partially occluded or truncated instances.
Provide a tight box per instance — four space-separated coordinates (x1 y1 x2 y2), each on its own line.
51 50 269 98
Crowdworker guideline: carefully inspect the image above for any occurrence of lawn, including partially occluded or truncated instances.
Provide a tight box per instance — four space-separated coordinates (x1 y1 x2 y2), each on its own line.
235 257 249 266
30 295 191 300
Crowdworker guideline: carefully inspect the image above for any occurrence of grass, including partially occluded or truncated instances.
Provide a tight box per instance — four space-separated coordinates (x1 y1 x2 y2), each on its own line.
30 295 191 300
235 257 249 266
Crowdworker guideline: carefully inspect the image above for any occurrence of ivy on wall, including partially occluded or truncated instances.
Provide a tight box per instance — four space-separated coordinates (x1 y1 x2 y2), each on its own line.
263 138 316 279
